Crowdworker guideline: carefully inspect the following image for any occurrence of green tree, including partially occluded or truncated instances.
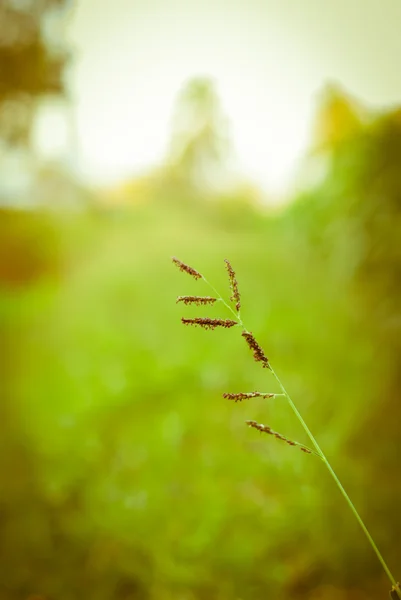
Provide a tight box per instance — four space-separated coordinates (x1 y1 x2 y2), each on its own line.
0 0 70 146
292 91 401 580
166 77 231 194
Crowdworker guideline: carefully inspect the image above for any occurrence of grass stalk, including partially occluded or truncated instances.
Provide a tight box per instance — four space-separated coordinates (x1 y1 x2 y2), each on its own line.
269 364 399 593
173 257 400 597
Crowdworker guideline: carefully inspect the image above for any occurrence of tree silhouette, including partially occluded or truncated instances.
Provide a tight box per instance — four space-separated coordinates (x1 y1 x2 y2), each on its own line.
0 0 69 146
166 77 231 193
311 83 365 151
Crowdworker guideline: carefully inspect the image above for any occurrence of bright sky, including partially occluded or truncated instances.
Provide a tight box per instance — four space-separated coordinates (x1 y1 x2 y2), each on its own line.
35 0 401 195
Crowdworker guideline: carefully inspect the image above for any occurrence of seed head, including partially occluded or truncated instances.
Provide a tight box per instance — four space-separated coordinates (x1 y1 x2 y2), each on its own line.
176 296 217 306
181 317 238 330
224 259 241 312
242 331 269 368
223 392 275 402
245 420 312 454
172 257 203 280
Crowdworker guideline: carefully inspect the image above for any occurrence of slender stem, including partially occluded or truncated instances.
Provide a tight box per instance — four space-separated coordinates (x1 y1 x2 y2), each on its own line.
270 365 399 593
203 276 240 322
202 275 400 597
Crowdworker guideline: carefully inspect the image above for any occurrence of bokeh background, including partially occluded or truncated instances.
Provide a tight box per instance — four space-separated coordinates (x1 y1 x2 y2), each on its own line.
1 1 401 599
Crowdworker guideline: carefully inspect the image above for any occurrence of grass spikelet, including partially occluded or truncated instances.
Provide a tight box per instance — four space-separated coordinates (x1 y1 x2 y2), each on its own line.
224 259 241 312
176 295 217 306
242 331 269 368
181 317 238 330
223 392 275 402
172 257 203 280
245 420 312 454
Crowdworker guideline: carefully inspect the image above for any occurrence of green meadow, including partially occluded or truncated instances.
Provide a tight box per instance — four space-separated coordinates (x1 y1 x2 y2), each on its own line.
1 105 401 600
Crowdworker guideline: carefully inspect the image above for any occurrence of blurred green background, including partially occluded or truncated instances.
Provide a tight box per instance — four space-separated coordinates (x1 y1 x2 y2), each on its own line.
1 2 401 599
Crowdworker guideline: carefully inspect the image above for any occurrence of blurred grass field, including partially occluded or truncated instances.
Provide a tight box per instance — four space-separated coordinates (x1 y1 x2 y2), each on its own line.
1 126 400 600
1 2 401 597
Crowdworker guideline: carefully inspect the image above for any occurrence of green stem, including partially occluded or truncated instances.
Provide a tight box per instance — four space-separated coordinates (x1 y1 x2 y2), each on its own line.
269 366 399 594
202 275 400 597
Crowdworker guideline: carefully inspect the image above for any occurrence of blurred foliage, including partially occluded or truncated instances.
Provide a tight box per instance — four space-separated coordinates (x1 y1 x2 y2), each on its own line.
0 0 70 146
0 87 401 600
165 78 232 197
311 84 367 151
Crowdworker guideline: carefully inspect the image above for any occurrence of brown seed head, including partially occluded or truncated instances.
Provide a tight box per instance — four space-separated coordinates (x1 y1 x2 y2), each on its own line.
181 317 238 330
176 296 217 306
242 331 269 368
390 584 401 599
223 392 275 402
172 257 203 280
245 420 312 454
224 259 241 312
